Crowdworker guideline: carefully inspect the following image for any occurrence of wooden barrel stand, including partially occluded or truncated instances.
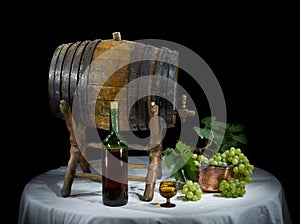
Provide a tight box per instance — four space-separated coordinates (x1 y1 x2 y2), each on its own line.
59 99 164 201
48 32 195 201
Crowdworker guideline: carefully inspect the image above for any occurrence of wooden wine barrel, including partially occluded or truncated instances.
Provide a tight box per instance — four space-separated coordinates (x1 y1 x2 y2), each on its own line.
48 36 179 131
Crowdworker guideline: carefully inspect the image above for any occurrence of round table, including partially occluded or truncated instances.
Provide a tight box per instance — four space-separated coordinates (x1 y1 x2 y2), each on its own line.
18 156 292 224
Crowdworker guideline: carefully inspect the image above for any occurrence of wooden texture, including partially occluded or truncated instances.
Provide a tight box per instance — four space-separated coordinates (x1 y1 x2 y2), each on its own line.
141 102 163 201
59 100 91 197
142 149 162 201
48 38 179 130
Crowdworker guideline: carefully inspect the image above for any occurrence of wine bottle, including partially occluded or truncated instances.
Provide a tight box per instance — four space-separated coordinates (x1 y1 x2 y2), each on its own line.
102 101 128 206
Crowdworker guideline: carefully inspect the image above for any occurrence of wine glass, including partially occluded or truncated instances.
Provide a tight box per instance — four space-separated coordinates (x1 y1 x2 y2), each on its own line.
159 179 178 207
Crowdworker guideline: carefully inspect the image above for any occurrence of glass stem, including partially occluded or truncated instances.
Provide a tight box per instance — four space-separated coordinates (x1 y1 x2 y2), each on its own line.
166 198 170 204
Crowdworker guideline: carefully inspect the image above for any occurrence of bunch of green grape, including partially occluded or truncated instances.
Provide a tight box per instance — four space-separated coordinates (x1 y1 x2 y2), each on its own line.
191 147 254 198
209 147 254 183
181 180 202 201
219 179 246 198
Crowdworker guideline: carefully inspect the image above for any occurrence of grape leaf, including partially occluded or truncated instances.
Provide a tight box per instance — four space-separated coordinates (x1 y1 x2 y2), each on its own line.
200 116 216 128
211 129 226 144
201 116 227 129
171 169 185 182
162 147 174 156
176 141 191 154
162 143 194 181
228 123 245 133
162 149 182 177
211 120 227 129
193 127 211 139
232 133 248 144
183 158 198 182
186 157 198 172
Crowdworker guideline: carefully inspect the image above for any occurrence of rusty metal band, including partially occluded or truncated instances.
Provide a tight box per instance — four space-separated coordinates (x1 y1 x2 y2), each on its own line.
152 47 167 119
145 46 158 129
128 42 146 131
76 39 102 126
138 45 153 130
53 43 73 117
166 49 179 127
69 40 91 105
48 44 64 116
69 40 90 123
159 47 169 127
61 41 81 107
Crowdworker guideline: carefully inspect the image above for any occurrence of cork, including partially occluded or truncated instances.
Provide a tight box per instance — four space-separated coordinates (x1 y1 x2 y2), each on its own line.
110 101 118 109
112 32 121 41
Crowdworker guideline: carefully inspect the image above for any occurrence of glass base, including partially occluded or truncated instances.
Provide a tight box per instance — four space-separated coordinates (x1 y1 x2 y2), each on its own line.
160 202 176 207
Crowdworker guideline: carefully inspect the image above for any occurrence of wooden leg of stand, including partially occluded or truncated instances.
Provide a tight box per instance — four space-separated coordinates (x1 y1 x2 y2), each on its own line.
59 100 90 197
142 102 163 201
142 149 162 201
75 124 91 173
78 151 90 173
61 145 80 197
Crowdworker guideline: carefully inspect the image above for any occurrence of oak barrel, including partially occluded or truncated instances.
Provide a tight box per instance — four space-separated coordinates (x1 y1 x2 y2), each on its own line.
48 36 179 131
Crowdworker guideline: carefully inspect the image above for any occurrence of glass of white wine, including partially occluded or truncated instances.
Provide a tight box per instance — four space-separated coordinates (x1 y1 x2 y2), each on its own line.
159 179 178 207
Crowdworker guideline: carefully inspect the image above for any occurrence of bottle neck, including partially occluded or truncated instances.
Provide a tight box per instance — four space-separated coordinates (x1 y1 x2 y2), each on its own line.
109 108 119 134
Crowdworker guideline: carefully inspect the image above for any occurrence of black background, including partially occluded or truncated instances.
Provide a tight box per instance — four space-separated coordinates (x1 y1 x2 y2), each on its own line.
12 29 298 223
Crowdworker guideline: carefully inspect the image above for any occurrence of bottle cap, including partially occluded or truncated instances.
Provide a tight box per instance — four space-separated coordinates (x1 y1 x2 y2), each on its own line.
110 101 118 109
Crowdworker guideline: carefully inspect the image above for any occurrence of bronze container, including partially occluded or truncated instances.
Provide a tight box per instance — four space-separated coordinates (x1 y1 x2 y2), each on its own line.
198 165 234 192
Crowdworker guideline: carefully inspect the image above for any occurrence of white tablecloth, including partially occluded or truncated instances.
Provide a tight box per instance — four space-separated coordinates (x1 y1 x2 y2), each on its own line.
18 156 292 224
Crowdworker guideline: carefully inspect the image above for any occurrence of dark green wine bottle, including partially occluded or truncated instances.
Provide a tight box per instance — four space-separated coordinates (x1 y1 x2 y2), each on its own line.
102 101 128 206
